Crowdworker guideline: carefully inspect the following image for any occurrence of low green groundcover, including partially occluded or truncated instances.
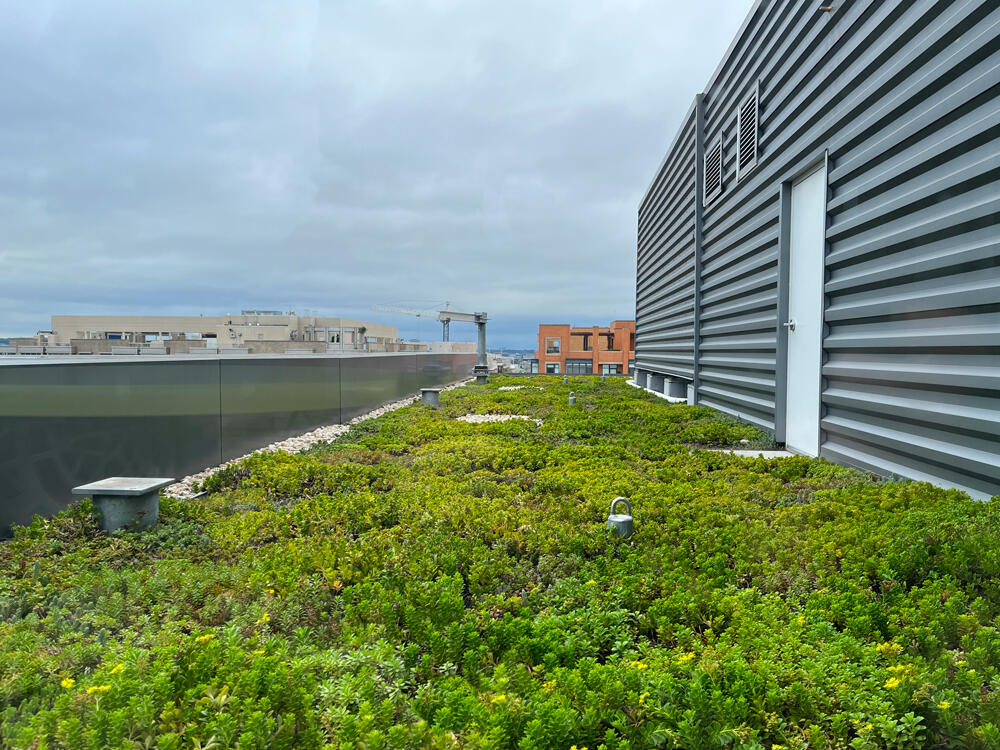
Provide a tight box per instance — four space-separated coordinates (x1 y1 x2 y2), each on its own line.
2 376 999 749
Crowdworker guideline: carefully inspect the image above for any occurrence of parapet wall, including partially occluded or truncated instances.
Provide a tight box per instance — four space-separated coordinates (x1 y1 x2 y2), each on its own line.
0 352 475 536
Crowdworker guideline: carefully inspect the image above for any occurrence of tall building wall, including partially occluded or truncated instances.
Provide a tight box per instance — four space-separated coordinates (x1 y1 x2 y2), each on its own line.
637 105 698 381
636 0 1000 499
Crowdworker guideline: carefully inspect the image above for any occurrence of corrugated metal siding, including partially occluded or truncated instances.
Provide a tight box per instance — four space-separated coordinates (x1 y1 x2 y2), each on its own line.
635 104 697 379
636 0 1000 499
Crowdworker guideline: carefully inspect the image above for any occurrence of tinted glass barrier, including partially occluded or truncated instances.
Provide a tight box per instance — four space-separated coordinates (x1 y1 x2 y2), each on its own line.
0 353 474 536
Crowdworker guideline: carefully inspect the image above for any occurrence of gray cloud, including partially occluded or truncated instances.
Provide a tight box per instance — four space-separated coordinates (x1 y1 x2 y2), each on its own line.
0 0 751 346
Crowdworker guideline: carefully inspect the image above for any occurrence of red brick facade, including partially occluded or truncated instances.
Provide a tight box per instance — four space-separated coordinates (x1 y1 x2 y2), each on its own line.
531 320 635 375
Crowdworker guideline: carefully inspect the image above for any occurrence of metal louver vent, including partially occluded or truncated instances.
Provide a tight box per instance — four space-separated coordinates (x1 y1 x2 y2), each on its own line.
703 137 723 206
737 85 759 179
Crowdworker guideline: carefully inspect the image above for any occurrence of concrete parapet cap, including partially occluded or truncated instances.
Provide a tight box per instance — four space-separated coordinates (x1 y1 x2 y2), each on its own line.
72 477 175 496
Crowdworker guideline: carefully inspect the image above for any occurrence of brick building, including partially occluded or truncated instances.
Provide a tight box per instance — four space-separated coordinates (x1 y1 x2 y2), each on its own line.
530 321 635 375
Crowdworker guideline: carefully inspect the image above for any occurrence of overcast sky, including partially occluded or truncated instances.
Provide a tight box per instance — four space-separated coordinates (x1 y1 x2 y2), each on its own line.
1 0 751 347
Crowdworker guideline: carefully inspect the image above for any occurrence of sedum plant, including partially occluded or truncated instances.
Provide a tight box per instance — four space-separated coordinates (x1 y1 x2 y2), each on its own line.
2 376 999 749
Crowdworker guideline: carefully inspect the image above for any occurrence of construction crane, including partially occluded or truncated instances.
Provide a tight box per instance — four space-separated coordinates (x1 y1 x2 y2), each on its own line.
437 301 452 341
435 308 489 381
372 302 489 381
371 302 452 341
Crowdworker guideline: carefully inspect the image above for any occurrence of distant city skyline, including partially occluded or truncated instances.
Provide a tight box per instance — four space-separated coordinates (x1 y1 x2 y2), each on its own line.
4 305 641 350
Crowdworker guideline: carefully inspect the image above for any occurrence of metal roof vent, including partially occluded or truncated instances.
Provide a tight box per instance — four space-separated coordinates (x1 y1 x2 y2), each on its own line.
737 84 759 180
703 136 723 206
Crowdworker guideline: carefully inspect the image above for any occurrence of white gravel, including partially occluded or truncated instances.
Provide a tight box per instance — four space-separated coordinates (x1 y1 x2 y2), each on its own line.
456 413 543 426
164 378 473 499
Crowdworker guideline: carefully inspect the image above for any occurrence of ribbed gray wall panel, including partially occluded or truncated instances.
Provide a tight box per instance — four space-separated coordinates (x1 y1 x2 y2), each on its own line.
636 104 697 378
636 0 1000 499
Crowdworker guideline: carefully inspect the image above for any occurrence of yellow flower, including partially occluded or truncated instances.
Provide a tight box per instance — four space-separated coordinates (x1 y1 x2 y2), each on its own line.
109 663 124 674
676 652 696 666
255 612 270 626
570 746 587 750
195 633 216 644
60 677 75 689
773 745 786 750
585 580 597 586
491 693 507 703
938 700 951 710
796 616 806 625
884 677 902 689
86 684 111 695
876 641 902 657
639 691 650 705
266 588 275 595
543 680 556 691
629 660 648 670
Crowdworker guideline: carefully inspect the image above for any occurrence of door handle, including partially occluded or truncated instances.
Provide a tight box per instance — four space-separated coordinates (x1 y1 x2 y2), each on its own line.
783 319 796 331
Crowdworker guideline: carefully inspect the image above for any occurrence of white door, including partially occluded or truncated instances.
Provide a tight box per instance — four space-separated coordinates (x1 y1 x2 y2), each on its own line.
784 164 827 456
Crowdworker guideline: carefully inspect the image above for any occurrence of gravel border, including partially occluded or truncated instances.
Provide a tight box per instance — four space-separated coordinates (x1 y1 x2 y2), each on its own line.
456 413 543 426
164 378 473 499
